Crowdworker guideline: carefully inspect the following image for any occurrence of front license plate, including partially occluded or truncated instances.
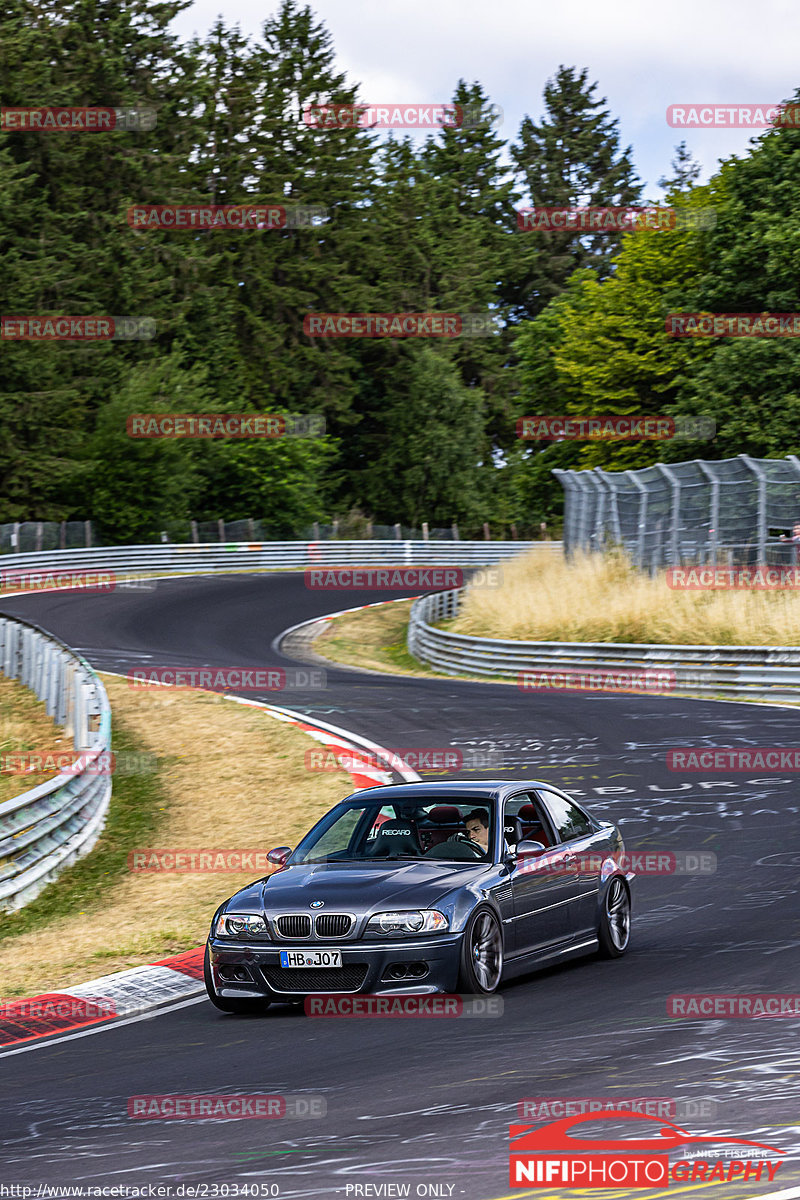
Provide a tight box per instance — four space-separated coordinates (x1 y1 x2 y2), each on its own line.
279 949 343 968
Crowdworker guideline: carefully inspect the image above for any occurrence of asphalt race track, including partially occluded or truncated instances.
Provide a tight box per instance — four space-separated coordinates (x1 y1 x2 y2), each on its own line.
1 574 799 1200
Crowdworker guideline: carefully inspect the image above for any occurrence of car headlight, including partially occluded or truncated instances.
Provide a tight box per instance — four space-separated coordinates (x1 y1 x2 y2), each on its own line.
214 912 270 939
366 910 449 935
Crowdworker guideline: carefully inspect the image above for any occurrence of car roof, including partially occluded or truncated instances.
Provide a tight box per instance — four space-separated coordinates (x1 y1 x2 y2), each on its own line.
339 780 559 804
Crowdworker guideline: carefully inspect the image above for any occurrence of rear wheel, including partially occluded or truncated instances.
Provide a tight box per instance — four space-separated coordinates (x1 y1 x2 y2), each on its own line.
204 945 271 1014
597 877 631 958
458 906 503 994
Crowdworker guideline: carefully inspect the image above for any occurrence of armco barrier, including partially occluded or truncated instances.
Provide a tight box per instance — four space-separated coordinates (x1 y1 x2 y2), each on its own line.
0 539 558 576
407 589 800 703
0 617 112 912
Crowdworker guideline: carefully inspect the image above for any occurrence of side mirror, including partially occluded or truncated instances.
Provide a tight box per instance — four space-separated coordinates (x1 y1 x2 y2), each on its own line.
267 846 292 867
515 839 546 857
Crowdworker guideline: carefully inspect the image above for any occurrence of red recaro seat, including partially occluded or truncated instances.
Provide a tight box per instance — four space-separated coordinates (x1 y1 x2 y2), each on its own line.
517 803 551 847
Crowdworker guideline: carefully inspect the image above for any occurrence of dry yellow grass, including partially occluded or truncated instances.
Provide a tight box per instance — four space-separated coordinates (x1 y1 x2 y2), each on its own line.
0 676 351 996
453 550 800 645
0 675 71 805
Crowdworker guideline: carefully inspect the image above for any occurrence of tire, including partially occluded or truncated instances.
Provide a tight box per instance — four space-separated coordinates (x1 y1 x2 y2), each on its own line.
597 877 631 958
457 906 504 994
204 945 271 1014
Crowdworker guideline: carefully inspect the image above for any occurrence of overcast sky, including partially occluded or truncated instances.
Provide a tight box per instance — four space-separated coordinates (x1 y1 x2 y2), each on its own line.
171 0 799 198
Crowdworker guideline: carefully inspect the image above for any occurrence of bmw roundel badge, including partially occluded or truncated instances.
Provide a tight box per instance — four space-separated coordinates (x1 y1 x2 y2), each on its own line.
309 900 324 908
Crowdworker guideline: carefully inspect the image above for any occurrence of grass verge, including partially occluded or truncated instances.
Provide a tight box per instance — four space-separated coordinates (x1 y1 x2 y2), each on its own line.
0 675 72 806
312 602 432 675
0 675 351 997
311 602 511 684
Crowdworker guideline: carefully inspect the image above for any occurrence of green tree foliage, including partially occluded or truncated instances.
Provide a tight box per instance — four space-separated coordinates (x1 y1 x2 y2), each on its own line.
5 0 800 541
510 66 641 320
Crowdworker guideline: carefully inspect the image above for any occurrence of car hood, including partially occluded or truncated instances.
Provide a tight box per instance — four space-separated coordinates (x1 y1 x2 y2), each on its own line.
227 859 491 914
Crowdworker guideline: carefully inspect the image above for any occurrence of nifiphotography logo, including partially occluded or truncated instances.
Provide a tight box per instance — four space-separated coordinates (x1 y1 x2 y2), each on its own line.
508 1110 784 1188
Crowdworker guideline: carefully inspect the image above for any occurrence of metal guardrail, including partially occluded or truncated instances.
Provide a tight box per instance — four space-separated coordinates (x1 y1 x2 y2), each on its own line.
0 540 559 579
407 589 800 703
0 617 112 912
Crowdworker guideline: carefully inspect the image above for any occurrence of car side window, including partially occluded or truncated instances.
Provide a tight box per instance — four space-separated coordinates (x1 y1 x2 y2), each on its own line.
503 793 553 846
536 790 593 844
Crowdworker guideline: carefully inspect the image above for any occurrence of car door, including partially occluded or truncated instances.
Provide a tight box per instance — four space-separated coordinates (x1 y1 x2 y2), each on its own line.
534 788 603 939
504 793 574 955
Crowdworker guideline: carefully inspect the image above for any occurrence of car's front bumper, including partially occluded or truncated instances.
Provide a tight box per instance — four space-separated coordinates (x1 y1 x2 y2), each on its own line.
208 933 463 999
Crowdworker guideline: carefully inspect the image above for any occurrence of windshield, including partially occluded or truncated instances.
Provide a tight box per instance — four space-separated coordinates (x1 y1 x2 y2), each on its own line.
290 799 494 864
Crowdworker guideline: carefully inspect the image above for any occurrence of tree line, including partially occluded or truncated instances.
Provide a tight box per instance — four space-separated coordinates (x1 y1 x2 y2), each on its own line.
1 0 798 542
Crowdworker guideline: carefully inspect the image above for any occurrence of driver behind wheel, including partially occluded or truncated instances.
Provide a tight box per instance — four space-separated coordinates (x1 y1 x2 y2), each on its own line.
464 809 490 854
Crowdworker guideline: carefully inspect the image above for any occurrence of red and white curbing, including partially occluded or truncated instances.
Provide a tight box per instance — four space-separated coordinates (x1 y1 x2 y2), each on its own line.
0 700 419 1047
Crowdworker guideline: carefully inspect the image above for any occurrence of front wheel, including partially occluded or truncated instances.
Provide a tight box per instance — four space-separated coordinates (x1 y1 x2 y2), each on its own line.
204 945 271 1014
458 906 504 994
597 877 631 958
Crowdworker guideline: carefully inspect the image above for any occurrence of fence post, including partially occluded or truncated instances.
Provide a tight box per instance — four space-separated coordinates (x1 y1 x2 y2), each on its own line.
84 520 92 548
739 455 767 563
483 522 491 540
697 461 719 566
422 522 429 541
595 469 622 546
655 464 681 566
191 520 199 543
627 471 648 568
394 523 401 540
60 521 67 550
11 522 20 552
451 522 459 541
217 518 226 542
